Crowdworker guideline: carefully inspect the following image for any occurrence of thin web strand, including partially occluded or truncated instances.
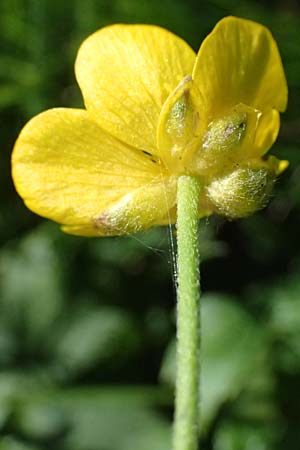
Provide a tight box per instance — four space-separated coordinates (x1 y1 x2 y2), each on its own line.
159 165 178 287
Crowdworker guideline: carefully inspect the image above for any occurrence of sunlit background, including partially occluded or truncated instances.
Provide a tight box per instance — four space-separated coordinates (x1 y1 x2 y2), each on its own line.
1 0 300 449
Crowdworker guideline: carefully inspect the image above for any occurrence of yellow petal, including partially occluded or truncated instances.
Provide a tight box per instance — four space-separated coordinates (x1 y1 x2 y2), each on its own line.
251 109 280 157
12 108 174 235
75 24 196 154
193 16 288 118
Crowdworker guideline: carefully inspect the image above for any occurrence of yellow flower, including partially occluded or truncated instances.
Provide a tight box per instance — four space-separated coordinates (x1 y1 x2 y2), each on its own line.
12 16 288 236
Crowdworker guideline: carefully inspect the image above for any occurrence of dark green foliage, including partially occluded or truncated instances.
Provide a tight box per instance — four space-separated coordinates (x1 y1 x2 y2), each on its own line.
1 0 300 448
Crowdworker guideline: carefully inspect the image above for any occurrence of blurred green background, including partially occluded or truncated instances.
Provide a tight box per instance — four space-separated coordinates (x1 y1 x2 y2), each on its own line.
1 0 300 449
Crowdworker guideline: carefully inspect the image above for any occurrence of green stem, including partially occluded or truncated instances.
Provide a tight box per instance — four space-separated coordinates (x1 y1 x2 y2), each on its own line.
173 175 201 450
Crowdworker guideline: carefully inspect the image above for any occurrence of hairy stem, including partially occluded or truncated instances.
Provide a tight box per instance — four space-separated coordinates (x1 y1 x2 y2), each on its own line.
173 175 201 450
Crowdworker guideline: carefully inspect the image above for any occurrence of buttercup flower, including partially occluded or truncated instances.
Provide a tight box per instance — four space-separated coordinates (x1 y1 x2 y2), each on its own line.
12 16 288 236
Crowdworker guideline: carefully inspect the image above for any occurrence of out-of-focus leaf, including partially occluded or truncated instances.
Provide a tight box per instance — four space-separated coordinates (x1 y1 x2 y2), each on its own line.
0 437 41 450
52 306 139 378
250 275 300 373
213 420 282 450
230 362 278 423
267 276 300 336
0 372 55 432
63 396 170 450
216 357 281 449
0 85 24 109
14 387 171 450
15 401 67 441
160 294 266 432
0 225 65 350
0 324 16 367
